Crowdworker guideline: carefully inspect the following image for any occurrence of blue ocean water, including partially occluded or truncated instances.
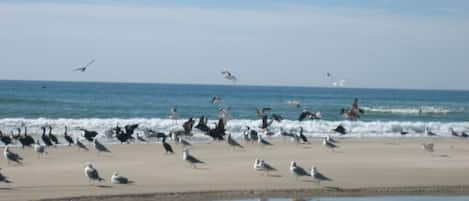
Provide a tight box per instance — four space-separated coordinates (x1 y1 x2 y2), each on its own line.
225 196 469 201
0 80 468 139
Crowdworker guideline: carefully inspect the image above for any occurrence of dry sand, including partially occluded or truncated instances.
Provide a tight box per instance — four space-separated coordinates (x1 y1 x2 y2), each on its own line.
1 138 469 201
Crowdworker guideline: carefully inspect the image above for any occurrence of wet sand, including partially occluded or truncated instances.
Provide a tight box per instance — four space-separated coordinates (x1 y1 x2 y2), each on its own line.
1 138 469 201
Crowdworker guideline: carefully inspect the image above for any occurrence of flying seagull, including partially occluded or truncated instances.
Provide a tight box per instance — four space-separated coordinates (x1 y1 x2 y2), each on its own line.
84 163 104 184
221 69 237 82
211 96 222 104
73 59 95 72
183 148 205 168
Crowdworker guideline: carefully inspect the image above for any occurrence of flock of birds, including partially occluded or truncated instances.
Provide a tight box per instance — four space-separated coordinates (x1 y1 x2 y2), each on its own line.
0 65 466 189
0 96 364 186
1 95 466 187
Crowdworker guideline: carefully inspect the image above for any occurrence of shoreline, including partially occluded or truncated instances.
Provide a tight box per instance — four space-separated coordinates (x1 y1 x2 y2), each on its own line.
39 186 469 201
2 138 469 201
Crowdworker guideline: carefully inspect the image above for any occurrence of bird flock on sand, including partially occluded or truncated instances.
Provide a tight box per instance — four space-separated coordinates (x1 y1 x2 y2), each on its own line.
1 68 466 190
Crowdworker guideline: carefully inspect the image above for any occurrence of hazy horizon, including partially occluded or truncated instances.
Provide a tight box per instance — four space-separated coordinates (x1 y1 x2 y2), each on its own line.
1 1 468 90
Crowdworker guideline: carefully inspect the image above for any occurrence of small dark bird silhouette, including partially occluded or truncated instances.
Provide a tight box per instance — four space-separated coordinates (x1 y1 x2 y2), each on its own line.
73 59 95 72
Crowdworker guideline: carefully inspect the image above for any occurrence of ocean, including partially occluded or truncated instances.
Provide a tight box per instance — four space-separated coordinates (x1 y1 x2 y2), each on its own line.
0 80 468 141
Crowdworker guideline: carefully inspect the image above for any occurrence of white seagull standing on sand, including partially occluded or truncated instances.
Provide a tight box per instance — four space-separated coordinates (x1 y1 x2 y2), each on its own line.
94 138 111 154
111 171 131 184
183 148 205 168
254 159 277 176
34 140 47 157
311 166 332 188
227 133 244 149
3 146 23 165
84 163 104 184
323 137 338 151
290 161 310 180
221 69 237 82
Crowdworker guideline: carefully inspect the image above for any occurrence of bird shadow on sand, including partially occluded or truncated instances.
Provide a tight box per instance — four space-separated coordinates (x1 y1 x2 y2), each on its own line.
434 154 451 158
96 185 113 188
0 187 13 190
266 174 282 178
193 167 210 170
324 186 344 191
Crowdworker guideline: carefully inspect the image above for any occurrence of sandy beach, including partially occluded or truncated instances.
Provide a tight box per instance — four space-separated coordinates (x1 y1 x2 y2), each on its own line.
2 138 469 201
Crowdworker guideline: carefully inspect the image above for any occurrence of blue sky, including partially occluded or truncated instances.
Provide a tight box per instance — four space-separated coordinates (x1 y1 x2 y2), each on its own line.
1 0 468 90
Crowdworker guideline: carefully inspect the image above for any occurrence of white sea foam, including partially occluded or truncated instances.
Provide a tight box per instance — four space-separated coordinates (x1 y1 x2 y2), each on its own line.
362 106 464 115
1 118 468 144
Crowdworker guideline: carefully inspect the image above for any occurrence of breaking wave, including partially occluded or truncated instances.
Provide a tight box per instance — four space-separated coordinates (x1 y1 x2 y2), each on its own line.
0 118 468 143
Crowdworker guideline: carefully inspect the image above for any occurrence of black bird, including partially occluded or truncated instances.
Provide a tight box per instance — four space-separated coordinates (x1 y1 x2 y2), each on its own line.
80 128 98 142
298 109 321 121
18 127 34 148
271 113 283 122
41 127 53 147
115 130 132 144
63 126 74 146
73 59 95 72
207 118 226 141
400 131 409 136
333 125 347 135
162 135 174 154
48 126 60 144
260 115 273 130
183 117 195 134
0 131 12 146
298 127 309 144
195 116 210 133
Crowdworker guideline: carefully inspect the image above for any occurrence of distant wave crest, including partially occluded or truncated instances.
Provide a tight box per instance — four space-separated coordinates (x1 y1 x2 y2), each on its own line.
362 106 464 115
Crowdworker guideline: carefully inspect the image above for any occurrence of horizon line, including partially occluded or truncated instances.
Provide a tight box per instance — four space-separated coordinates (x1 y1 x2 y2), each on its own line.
1 78 468 92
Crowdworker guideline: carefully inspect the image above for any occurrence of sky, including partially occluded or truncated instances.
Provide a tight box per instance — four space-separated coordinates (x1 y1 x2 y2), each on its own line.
0 0 468 90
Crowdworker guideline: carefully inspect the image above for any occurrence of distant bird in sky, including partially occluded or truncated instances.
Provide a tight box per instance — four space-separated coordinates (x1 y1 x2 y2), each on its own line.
73 59 95 72
221 69 237 82
332 79 347 87
211 96 222 104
